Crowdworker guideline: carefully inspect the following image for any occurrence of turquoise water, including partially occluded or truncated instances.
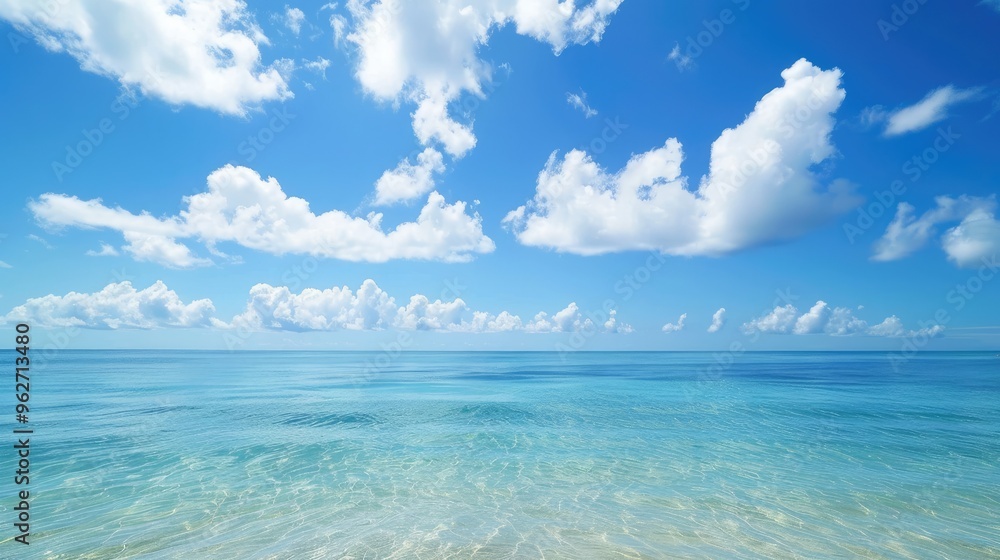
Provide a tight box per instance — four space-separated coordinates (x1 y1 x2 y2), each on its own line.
5 351 1000 559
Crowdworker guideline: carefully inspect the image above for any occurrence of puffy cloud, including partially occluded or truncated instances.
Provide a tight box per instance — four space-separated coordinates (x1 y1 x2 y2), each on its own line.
374 148 446 205
344 0 623 196
941 208 1000 268
743 304 798 335
6 279 633 334
880 86 982 137
566 91 597 118
3 281 219 329
604 309 633 334
233 281 626 334
661 313 686 333
233 280 397 331
0 0 293 115
522 302 630 334
504 59 861 256
873 196 999 267
29 165 495 267
525 302 593 333
743 301 943 338
707 307 726 333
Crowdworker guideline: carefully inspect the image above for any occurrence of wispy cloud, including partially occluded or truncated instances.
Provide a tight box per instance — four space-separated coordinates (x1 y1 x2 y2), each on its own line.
865 85 983 136
566 91 598 118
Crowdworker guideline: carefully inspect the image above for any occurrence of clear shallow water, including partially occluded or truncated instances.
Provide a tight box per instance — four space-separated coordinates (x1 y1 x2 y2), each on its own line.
4 351 1000 559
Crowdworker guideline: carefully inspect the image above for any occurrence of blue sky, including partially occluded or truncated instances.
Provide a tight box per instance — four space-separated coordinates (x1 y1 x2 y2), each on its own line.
0 0 998 351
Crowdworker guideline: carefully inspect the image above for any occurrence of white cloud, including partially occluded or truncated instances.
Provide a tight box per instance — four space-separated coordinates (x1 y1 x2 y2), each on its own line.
941 208 1000 268
882 86 981 137
522 302 629 334
86 243 120 257
525 303 592 333
984 0 1000 12
873 196 1000 267
29 165 495 267
0 261 11 269
0 0 293 116
345 0 622 158
329 13 348 47
3 281 219 329
504 59 861 256
374 148 446 205
667 43 692 70
743 304 798 335
566 91 597 118
27 234 53 249
302 56 331 79
604 309 633 334
707 307 726 333
743 301 943 338
232 281 625 334
661 313 686 333
278 5 306 35
6 279 633 334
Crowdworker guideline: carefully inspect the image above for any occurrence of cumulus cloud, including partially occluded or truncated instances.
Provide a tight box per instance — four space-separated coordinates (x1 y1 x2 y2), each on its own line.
0 0 293 115
604 309 633 334
707 307 726 333
233 282 628 334
344 0 623 198
29 165 495 267
3 281 219 329
566 91 597 118
872 85 982 137
504 59 861 257
873 195 1000 267
374 148 446 205
661 313 687 333
5 279 634 334
743 300 944 338
524 302 631 334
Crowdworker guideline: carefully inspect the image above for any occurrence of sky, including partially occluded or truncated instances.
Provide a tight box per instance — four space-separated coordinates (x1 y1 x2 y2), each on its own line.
0 0 998 352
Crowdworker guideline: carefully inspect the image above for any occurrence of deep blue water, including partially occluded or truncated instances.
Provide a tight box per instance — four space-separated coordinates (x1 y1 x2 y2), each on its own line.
3 351 999 558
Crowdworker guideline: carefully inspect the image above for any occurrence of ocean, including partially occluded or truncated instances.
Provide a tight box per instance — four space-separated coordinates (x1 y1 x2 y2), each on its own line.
6 351 999 559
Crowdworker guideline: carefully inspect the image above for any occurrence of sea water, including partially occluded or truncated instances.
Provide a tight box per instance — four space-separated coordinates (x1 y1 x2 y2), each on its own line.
6 351 999 559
